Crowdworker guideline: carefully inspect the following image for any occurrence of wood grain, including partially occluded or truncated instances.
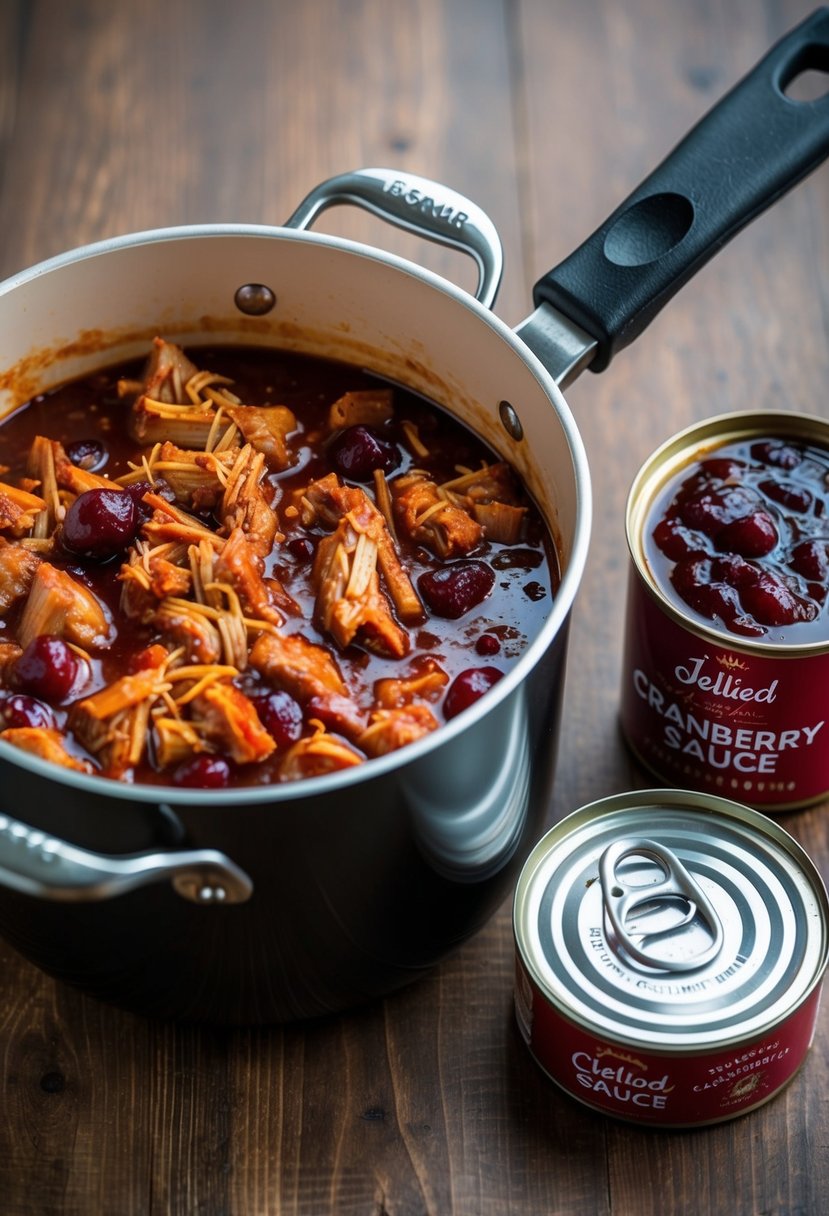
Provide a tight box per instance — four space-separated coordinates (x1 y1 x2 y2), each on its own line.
0 1 827 1213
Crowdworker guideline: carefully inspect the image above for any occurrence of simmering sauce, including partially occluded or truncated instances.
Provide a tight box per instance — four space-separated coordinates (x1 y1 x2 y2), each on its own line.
0 341 556 787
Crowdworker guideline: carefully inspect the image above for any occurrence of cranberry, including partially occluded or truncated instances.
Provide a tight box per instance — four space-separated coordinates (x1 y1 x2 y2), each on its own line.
331 425 400 482
697 457 745 480
715 510 778 557
171 755 231 788
758 477 814 514
789 538 829 581
0 693 57 729
490 548 544 571
418 560 496 619
670 558 763 637
62 487 139 560
652 515 709 561
679 485 759 536
750 440 802 469
475 633 501 656
443 666 503 720
286 536 316 561
123 480 156 522
66 438 108 472
13 635 80 701
739 572 816 628
250 689 304 746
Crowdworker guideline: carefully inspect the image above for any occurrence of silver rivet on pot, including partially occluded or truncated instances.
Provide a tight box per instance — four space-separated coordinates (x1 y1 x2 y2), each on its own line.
498 400 523 441
199 885 227 902
234 283 276 315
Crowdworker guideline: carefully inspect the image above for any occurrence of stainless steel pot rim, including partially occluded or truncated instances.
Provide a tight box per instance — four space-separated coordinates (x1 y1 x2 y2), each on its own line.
0 222 592 805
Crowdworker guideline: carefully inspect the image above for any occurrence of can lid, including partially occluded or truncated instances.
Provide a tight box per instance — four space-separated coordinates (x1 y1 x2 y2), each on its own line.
513 790 829 1051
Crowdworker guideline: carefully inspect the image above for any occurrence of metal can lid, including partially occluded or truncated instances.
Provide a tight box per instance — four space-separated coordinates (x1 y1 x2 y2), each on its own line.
513 789 829 1052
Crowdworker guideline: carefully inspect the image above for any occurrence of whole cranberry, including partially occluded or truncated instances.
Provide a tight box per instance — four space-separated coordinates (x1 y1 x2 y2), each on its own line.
652 515 710 561
286 536 316 562
679 485 760 536
14 635 80 702
0 693 57 729
250 689 304 747
751 440 802 470
122 479 157 523
171 755 231 789
331 426 400 482
418 560 496 619
475 633 501 656
739 572 816 628
670 557 764 637
62 487 139 560
789 538 829 582
715 510 779 558
66 438 109 472
443 666 503 720
758 478 814 514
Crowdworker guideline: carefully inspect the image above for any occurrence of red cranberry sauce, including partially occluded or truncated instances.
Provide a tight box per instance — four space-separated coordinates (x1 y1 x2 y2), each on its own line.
646 435 829 644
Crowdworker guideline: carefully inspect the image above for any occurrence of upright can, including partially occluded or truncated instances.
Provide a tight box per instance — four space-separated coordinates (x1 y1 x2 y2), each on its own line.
621 411 829 810
513 789 828 1128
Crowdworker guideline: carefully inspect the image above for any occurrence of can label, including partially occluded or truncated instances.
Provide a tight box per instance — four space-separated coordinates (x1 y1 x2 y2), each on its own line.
515 956 822 1126
620 575 829 808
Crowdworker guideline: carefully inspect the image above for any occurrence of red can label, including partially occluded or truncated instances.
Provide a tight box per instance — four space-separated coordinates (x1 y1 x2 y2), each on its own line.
620 574 829 808
515 956 823 1126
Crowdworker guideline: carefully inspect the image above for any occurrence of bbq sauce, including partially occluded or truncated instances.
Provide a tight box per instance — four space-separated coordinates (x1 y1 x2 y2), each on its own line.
0 344 557 786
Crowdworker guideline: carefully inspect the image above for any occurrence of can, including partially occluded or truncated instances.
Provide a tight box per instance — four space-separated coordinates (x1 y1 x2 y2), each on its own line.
621 411 829 810
512 789 828 1127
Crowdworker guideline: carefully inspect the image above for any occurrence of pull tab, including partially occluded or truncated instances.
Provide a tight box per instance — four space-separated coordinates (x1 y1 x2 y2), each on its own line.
599 838 724 972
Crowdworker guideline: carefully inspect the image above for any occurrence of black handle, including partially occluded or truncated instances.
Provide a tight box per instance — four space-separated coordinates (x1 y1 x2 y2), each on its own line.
532 7 829 373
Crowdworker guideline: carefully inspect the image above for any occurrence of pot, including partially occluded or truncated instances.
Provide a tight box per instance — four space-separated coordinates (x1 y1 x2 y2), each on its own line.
0 11 827 1024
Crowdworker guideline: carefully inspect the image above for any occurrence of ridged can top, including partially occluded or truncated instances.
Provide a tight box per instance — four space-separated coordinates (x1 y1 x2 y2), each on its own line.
513 789 828 1051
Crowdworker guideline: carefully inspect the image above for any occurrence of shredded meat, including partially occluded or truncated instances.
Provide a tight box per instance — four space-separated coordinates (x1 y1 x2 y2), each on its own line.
391 470 483 557
249 631 346 703
276 728 363 781
0 539 41 612
18 563 113 650
226 405 297 470
0 481 47 537
357 704 439 758
0 726 94 773
220 443 277 556
190 682 275 764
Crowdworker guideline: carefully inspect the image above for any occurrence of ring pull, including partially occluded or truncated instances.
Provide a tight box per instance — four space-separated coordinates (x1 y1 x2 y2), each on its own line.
284 167 504 309
599 838 724 972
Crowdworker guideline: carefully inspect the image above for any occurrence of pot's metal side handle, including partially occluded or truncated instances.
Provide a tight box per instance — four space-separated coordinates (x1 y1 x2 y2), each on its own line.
0 811 253 904
284 167 504 310
524 7 829 379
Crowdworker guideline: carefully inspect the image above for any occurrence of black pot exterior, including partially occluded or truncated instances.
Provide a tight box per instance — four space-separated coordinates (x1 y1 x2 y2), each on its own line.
0 619 570 1024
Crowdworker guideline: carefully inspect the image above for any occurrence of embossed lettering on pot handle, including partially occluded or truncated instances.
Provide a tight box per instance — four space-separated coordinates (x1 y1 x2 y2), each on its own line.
284 167 504 310
0 810 253 905
599 837 724 972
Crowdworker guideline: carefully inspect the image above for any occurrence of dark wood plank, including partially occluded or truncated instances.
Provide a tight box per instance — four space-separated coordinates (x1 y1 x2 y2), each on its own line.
518 2 829 1214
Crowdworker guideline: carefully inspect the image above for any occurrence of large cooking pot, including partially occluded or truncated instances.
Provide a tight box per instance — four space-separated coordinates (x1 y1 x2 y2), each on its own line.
0 12 827 1024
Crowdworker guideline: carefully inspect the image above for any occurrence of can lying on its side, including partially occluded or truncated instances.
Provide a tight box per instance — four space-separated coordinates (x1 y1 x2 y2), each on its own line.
513 789 828 1128
621 411 829 811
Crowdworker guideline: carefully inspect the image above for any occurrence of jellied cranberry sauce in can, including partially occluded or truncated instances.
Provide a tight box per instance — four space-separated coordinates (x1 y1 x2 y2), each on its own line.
512 790 828 1127
621 412 829 809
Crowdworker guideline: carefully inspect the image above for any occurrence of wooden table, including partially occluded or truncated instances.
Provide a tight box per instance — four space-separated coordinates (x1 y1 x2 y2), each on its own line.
1 2 827 1212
